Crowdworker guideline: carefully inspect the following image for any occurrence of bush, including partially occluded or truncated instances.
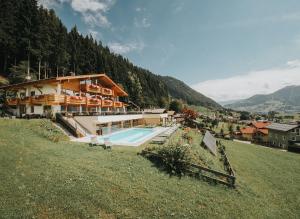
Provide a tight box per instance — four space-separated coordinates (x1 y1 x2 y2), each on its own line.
182 132 193 143
156 142 193 176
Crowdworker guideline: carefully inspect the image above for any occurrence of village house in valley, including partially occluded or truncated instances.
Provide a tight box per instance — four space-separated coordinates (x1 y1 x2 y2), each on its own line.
240 121 270 143
267 123 300 150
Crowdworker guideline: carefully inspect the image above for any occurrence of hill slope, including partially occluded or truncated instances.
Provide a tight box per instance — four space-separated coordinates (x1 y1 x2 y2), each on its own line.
225 85 300 113
161 76 221 108
1 119 300 218
0 0 219 109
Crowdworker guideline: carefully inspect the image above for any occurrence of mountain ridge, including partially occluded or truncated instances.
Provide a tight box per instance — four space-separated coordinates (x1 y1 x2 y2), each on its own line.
225 85 300 113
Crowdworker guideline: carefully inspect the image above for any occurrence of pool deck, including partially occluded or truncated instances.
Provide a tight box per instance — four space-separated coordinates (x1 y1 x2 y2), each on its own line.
71 127 169 147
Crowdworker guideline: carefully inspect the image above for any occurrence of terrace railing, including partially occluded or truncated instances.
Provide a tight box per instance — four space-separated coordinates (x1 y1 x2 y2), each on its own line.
86 97 102 106
80 84 102 94
6 97 18 105
101 87 113 96
113 101 123 108
102 99 113 107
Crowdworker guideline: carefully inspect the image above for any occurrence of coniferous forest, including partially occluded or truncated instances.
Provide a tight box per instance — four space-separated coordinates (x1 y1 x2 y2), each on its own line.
0 0 220 108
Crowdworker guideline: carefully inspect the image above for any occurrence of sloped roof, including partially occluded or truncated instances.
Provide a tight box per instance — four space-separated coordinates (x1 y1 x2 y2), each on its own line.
258 128 268 135
0 74 128 96
203 131 217 156
240 127 256 134
266 123 298 132
252 121 271 129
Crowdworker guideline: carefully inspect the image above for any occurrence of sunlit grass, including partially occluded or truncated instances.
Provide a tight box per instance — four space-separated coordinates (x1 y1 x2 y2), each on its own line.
0 119 299 218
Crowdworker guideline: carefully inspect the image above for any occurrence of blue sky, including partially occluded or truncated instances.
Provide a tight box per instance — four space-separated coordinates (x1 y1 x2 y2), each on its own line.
39 0 300 102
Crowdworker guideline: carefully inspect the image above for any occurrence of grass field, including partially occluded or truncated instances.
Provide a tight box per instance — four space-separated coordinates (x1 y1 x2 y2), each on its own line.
0 119 300 218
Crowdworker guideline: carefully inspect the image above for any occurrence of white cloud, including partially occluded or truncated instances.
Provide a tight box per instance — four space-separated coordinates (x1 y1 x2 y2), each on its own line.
38 0 115 28
38 0 64 8
135 7 145 12
192 60 300 102
134 17 151 28
82 13 110 27
173 2 184 14
87 29 100 39
108 41 145 54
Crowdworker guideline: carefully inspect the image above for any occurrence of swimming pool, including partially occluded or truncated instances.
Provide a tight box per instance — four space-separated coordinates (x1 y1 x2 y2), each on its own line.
97 127 167 146
72 127 169 146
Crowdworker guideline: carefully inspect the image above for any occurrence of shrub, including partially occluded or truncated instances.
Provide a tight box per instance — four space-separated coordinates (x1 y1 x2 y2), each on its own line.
156 142 193 176
182 132 193 143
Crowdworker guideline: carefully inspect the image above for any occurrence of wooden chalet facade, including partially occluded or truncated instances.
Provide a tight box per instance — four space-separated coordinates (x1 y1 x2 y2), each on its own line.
1 74 128 117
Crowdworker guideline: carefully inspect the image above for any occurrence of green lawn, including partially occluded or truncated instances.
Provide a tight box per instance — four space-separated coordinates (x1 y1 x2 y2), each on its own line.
0 119 299 218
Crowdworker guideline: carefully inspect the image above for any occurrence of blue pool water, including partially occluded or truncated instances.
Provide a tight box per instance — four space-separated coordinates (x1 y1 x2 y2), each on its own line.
97 128 158 145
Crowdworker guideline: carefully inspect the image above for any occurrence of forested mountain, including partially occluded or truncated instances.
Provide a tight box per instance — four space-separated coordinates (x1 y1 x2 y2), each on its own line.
225 85 300 113
0 0 220 108
161 76 221 108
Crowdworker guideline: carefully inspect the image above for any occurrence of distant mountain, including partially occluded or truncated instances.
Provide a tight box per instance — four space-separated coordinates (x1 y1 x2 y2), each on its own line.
225 85 300 113
218 99 240 106
161 76 222 109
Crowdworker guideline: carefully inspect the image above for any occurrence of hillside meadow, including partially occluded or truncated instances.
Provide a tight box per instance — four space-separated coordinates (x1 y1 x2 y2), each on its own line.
0 119 299 218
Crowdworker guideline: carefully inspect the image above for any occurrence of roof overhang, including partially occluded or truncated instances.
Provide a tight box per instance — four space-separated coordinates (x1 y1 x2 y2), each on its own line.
0 73 128 96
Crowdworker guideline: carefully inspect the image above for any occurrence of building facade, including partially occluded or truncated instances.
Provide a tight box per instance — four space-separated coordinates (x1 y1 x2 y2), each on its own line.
2 74 127 117
267 123 300 149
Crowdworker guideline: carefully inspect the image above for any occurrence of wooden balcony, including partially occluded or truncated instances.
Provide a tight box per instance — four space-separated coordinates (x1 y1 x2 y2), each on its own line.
5 94 122 108
47 94 65 105
80 84 101 94
114 101 124 108
65 96 86 105
19 96 31 105
101 87 113 96
6 98 18 105
87 98 102 106
31 95 47 105
102 99 113 107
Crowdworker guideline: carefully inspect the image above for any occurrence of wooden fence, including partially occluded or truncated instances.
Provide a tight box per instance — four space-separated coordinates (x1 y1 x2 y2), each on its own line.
140 148 236 188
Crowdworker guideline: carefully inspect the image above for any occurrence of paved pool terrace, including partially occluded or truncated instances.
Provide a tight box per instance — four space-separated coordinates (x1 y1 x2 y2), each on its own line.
72 127 169 146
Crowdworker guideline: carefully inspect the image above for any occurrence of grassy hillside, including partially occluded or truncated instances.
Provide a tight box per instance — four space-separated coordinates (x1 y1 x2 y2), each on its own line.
0 119 300 218
161 76 222 109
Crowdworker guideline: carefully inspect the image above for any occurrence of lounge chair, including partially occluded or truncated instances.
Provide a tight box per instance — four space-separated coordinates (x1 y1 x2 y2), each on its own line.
103 138 112 150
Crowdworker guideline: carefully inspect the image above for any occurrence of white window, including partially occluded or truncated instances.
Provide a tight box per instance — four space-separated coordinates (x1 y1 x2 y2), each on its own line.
291 136 296 141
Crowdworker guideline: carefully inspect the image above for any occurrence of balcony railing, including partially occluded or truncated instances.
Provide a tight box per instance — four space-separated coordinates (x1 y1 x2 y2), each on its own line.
80 84 113 96
102 99 113 107
87 98 102 106
65 96 87 105
31 95 47 105
47 94 65 104
101 87 113 96
114 101 123 108
19 96 31 105
80 84 102 93
5 94 124 108
6 98 18 105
